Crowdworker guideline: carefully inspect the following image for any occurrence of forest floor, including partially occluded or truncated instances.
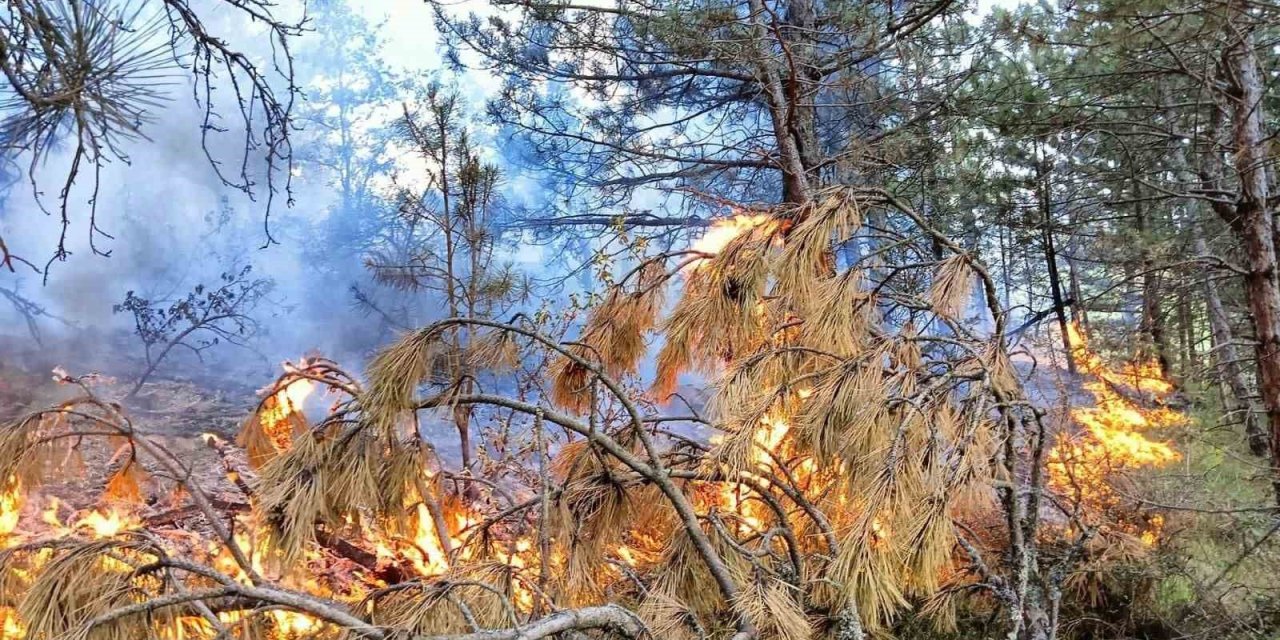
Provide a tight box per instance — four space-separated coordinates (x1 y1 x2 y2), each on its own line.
4 329 1277 633
0 354 251 532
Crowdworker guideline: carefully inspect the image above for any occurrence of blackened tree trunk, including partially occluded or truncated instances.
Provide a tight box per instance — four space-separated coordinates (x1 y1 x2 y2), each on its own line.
1037 157 1076 374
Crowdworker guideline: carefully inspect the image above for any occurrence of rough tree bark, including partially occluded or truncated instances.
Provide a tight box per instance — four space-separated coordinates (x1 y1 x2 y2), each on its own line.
1195 236 1266 456
1220 20 1280 497
746 0 813 204
1135 191 1173 380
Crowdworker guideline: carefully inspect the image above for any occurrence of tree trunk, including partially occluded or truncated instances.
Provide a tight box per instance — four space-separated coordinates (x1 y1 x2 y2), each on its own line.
784 0 823 190
1223 24 1280 495
747 0 811 205
1037 158 1076 374
1141 266 1173 379
1067 257 1087 330
1177 286 1194 376
1133 184 1174 380
1197 237 1267 456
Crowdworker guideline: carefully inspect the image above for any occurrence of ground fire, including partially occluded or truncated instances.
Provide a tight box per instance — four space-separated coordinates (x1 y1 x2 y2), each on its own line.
1047 323 1185 544
0 192 1214 640
5 0 1280 637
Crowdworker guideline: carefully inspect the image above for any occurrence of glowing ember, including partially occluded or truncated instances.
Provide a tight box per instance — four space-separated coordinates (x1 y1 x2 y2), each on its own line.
1048 323 1184 542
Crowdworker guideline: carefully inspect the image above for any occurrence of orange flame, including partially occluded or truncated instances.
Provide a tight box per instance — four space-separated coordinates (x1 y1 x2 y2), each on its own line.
0 477 21 538
257 377 316 451
1048 324 1184 543
686 213 778 272
74 508 139 538
408 503 451 576
1 609 23 639
712 388 814 535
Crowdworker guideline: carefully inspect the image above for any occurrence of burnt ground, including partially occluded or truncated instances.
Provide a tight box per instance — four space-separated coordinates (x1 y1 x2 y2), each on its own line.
0 334 259 530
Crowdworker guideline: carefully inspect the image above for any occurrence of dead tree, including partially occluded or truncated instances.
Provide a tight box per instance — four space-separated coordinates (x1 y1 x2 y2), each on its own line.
113 265 273 398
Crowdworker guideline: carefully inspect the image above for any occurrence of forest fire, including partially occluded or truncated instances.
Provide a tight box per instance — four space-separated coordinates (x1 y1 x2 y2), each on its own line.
0 361 524 640
2 481 140 547
0 191 1249 640
0 268 1196 640
57 504 140 538
4 0 1280 636
263 377 316 433
0 494 147 639
686 213 780 271
1048 324 1185 541
254 376 316 452
710 387 814 536
0 479 20 538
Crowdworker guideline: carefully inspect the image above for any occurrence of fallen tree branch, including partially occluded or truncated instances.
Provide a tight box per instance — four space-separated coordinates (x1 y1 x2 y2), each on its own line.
425 604 647 640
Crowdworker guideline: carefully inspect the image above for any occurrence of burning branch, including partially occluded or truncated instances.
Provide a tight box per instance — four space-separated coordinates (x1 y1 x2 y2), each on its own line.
0 189 1157 640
